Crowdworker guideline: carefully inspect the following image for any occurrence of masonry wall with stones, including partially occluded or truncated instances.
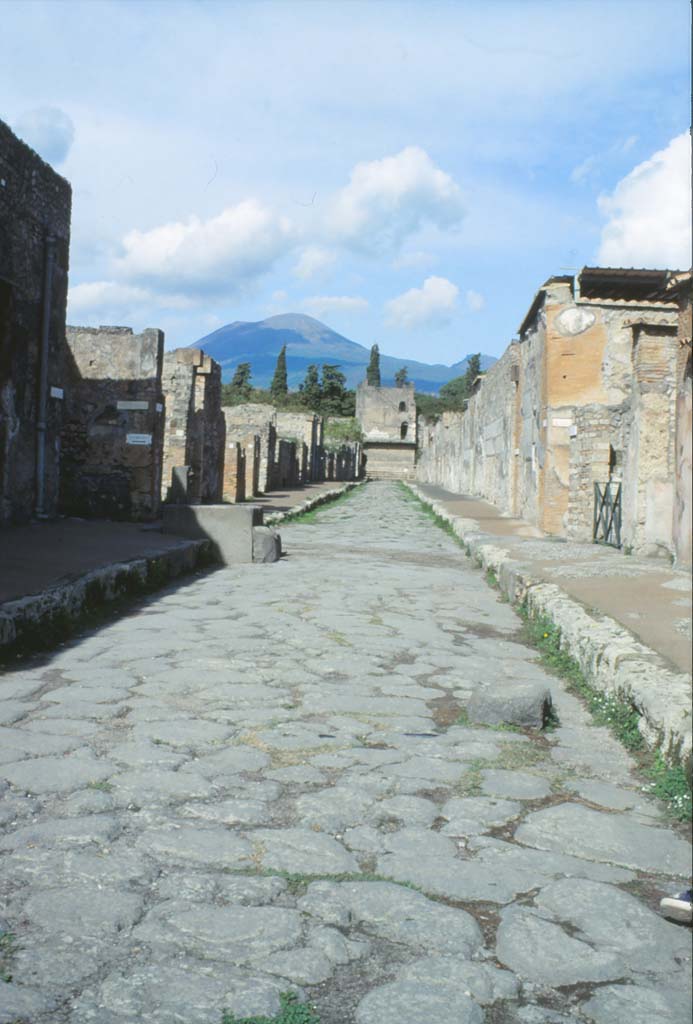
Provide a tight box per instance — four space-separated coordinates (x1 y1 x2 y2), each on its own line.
356 383 417 479
416 344 520 511
61 326 165 520
221 441 246 503
672 278 692 569
416 269 685 560
0 118 72 525
161 348 225 505
275 411 323 483
223 404 277 494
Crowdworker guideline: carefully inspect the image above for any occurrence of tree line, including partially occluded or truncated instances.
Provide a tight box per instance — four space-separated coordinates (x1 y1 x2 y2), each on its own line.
221 343 484 419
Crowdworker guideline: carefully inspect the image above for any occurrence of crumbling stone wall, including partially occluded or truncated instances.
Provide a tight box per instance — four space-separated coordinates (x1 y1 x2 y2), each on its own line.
621 324 679 557
672 279 692 569
161 348 225 505
356 383 416 479
222 441 246 503
416 271 681 555
416 345 520 510
61 326 164 520
275 411 323 483
223 404 277 493
0 118 71 525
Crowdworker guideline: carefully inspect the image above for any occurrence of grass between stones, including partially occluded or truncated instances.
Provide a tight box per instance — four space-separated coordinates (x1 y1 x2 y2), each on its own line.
224 867 424 898
222 991 320 1024
519 606 692 822
278 485 362 525
0 930 16 983
405 482 692 823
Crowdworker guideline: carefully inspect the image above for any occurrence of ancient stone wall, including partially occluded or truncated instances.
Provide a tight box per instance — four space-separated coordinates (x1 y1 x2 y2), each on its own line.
620 324 679 557
416 344 520 510
222 441 246 503
161 348 225 505
672 279 692 569
416 271 682 556
356 382 416 442
0 118 72 524
61 326 164 520
275 411 322 483
223 404 277 493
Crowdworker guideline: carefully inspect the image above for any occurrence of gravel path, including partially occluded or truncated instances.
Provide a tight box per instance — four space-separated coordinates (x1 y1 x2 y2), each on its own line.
0 481 690 1023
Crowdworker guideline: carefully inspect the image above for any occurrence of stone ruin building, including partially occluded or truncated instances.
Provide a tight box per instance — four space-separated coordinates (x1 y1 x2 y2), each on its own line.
417 266 692 567
61 326 165 520
0 118 71 525
355 381 417 479
160 347 225 506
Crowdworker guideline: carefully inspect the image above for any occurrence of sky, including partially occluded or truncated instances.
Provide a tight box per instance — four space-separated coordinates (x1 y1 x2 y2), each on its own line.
2 0 691 365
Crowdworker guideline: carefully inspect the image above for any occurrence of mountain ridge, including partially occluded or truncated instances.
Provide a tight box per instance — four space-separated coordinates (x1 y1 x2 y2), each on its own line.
193 313 496 392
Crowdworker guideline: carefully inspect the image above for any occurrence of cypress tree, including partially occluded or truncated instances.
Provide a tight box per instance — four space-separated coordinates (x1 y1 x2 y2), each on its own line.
366 344 381 387
300 364 322 411
270 345 288 401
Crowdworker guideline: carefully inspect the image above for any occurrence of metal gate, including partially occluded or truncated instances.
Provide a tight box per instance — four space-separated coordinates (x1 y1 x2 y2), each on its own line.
593 481 622 548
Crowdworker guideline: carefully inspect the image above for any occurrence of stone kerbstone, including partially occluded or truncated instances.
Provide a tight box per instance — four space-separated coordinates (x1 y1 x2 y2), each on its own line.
466 682 552 729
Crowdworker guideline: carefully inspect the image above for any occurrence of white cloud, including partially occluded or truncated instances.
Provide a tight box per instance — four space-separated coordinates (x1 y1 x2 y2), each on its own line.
67 281 192 324
116 199 295 295
385 276 459 329
13 107 75 165
301 295 369 319
597 133 691 270
328 146 464 254
293 246 337 280
466 289 485 312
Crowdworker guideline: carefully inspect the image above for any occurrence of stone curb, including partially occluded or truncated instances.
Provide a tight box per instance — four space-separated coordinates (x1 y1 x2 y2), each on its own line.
264 480 365 525
405 482 692 772
0 539 213 657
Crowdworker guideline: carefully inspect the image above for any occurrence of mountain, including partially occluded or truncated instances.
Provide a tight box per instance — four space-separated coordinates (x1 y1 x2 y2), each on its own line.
193 313 496 393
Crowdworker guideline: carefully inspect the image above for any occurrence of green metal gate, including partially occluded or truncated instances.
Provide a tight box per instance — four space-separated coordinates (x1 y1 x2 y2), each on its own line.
593 481 622 548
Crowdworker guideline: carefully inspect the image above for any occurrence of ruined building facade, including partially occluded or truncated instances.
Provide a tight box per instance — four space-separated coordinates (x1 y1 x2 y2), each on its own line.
417 267 690 566
0 118 71 525
355 382 417 480
160 348 225 506
61 326 165 520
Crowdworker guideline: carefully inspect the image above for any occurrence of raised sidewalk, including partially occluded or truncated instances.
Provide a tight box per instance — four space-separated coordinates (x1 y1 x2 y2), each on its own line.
409 482 692 769
0 481 359 656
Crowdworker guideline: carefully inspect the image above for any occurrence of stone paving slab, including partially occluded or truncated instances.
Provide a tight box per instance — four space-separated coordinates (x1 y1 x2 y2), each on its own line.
0 481 690 1024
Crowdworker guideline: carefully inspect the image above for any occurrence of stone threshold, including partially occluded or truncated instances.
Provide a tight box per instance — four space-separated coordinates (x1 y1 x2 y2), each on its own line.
0 539 213 658
405 482 692 773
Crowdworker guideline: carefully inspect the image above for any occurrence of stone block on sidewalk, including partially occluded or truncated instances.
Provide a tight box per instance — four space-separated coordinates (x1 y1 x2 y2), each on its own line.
466 682 552 729
253 526 282 563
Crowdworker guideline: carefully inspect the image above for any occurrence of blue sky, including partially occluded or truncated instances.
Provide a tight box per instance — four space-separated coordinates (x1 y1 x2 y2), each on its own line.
2 0 690 364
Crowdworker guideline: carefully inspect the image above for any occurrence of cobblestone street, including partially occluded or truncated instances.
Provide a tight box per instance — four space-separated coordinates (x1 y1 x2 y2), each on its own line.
1 482 691 1024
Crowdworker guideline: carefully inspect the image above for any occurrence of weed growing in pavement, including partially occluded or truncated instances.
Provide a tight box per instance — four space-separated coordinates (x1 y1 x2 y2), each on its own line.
496 741 546 770
519 604 692 822
279 485 361 525
485 568 499 589
222 991 320 1024
0 930 17 983
397 484 463 547
87 780 113 793
642 754 693 822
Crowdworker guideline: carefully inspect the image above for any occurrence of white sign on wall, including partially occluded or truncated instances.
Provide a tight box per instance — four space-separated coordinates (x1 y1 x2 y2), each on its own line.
50 386 64 399
126 433 152 446
117 400 149 411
